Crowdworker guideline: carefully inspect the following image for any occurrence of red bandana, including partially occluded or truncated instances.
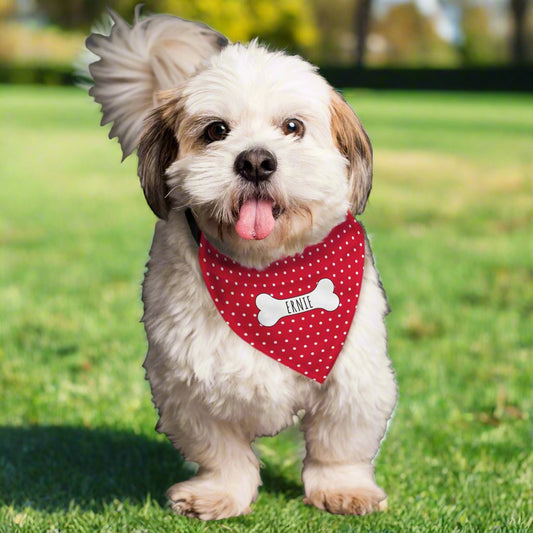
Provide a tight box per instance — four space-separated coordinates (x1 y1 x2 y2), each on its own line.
198 212 365 383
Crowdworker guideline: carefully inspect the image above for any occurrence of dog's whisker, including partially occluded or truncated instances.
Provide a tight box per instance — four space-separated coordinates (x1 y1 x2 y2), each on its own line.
165 184 181 199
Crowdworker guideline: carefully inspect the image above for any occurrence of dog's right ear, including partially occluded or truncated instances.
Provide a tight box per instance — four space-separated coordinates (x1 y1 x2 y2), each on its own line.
137 94 181 219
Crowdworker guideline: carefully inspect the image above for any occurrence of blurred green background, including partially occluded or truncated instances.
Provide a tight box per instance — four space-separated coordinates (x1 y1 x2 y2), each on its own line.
0 0 532 70
1 85 532 532
1 1 532 532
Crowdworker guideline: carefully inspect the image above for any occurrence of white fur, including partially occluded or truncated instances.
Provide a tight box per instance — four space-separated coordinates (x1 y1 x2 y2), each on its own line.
87 11 397 520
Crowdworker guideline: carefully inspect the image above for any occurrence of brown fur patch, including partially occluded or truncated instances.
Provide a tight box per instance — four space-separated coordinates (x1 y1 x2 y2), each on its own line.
137 92 183 219
304 486 386 515
329 89 373 215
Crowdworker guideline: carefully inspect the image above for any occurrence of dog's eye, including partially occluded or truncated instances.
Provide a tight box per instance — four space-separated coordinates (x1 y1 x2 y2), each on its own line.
281 118 305 138
204 121 230 143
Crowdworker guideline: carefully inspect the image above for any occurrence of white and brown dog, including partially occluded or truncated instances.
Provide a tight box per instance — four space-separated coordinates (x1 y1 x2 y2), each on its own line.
87 9 397 520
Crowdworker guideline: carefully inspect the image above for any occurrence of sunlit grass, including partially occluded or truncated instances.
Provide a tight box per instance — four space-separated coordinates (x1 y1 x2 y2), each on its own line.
1 86 532 532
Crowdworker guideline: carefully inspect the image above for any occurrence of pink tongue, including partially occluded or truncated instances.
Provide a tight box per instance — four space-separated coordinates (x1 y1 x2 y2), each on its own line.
235 199 275 240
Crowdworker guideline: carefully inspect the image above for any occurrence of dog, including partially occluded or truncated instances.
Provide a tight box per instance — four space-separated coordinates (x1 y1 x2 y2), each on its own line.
86 8 397 520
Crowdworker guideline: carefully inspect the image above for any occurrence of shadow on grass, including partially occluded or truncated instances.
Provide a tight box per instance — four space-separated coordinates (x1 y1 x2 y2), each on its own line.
0 425 302 512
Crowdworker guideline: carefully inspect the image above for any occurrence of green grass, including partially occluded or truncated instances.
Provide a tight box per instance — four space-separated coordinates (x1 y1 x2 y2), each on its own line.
1 85 532 532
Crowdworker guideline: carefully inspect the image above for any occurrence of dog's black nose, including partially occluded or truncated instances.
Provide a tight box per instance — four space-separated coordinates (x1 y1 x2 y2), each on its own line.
234 148 277 184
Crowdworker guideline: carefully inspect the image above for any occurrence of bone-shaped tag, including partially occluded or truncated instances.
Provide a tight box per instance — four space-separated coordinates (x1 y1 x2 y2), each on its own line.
256 278 340 327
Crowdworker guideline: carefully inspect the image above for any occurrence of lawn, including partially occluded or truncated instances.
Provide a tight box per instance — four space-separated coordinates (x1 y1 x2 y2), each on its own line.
0 85 532 532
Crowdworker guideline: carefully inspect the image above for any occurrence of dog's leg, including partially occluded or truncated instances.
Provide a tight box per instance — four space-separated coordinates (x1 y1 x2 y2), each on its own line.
301 377 395 515
163 411 261 520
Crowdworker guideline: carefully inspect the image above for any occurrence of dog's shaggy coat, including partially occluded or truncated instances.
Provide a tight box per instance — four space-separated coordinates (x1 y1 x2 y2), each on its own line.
87 10 397 520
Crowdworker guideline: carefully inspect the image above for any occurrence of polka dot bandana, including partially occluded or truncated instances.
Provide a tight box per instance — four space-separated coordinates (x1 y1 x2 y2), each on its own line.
198 212 365 383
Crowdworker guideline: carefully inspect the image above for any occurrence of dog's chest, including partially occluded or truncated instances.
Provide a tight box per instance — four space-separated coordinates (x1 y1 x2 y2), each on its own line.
142 215 388 429
142 220 317 425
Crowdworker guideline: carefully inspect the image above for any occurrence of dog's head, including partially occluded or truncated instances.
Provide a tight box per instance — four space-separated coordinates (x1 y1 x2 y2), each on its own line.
87 15 372 267
137 43 372 267
87 13 372 267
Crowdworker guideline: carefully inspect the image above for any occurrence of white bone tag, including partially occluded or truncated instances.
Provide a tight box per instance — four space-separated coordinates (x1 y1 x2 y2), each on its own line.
256 278 340 327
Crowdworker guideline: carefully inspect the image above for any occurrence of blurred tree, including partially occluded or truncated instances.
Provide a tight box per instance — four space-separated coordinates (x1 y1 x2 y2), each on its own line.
35 0 110 29
443 0 531 65
309 0 355 63
157 0 319 55
510 0 530 63
372 2 456 66
0 0 16 18
460 4 505 65
308 0 378 65
33 0 318 55
354 0 372 66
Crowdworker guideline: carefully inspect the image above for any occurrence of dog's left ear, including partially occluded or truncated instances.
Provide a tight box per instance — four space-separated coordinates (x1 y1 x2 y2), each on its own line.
329 90 373 215
137 92 181 219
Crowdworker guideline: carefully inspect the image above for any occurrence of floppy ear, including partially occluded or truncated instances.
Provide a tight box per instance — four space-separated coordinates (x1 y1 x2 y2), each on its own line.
329 90 373 215
137 94 181 219
86 9 228 159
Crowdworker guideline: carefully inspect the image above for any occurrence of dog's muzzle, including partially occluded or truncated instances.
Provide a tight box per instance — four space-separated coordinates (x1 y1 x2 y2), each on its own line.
234 147 277 185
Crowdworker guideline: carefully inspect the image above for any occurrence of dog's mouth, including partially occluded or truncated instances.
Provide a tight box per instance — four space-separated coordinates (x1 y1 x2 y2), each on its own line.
235 196 281 241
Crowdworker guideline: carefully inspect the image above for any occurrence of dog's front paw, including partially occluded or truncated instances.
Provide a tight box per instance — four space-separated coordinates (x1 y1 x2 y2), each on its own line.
304 486 387 515
167 479 253 520
302 462 387 516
